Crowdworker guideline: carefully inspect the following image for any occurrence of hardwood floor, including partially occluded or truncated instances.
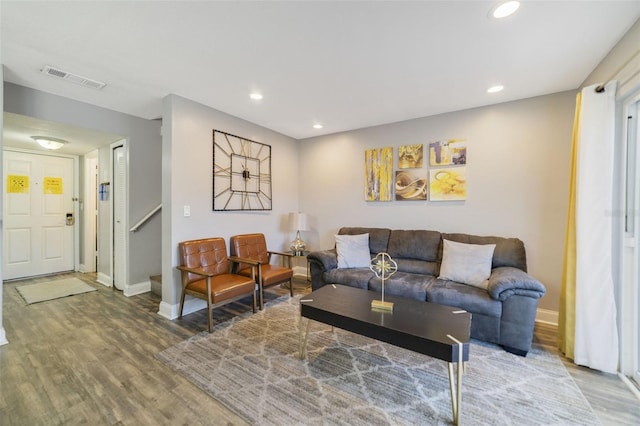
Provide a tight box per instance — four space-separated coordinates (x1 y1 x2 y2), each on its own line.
1 272 638 425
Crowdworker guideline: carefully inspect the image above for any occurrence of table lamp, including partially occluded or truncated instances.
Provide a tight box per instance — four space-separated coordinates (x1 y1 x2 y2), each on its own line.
288 212 309 255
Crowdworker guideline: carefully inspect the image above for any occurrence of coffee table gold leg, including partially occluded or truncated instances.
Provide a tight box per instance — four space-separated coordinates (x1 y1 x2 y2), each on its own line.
448 363 457 424
298 316 311 360
298 315 304 359
447 361 463 425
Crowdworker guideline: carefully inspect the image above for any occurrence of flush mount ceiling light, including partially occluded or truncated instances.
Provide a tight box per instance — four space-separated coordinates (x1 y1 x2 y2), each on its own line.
31 136 68 150
313 124 323 129
487 85 504 93
490 1 520 19
249 93 263 100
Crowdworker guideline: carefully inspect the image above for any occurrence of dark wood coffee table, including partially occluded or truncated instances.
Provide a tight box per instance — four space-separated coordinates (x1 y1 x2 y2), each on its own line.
298 284 471 425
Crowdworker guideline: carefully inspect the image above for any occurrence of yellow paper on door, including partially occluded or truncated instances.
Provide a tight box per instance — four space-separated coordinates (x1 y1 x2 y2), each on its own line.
7 175 29 193
44 177 63 194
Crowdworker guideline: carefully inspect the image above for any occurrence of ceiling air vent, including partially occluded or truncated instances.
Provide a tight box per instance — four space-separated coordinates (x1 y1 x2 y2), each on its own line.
41 65 107 90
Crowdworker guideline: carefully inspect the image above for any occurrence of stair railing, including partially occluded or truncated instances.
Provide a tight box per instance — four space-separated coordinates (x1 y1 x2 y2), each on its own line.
130 203 162 232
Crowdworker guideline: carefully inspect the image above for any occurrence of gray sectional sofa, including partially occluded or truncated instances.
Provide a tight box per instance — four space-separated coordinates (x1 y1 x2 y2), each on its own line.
307 227 546 356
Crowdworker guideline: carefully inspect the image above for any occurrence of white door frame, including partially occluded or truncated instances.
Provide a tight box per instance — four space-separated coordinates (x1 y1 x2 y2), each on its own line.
81 150 98 273
618 90 640 386
2 147 80 276
110 139 128 291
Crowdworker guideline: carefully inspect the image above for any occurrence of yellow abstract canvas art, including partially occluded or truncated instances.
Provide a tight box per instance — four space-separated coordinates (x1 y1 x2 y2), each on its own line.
429 167 466 201
365 147 393 201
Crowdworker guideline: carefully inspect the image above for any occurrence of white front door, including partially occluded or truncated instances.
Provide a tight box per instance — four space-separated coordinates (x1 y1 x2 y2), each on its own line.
3 150 75 280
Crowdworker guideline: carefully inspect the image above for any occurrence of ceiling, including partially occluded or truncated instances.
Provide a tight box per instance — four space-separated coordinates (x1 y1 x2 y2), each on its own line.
2 1 639 151
2 112 123 156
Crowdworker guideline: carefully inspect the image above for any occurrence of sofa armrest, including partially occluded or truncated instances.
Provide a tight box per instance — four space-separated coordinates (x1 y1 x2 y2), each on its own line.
307 249 338 272
487 267 546 301
307 249 338 290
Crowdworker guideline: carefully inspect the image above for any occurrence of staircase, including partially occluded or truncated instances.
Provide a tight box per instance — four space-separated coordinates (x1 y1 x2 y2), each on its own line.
150 275 162 296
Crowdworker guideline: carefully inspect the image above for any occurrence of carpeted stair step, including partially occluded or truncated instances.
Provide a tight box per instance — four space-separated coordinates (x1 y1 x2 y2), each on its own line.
150 275 162 296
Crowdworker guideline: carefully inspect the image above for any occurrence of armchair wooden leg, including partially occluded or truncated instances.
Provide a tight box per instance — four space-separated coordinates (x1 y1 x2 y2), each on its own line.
258 281 265 310
206 277 213 333
178 290 186 319
288 278 294 297
206 303 214 333
252 292 257 313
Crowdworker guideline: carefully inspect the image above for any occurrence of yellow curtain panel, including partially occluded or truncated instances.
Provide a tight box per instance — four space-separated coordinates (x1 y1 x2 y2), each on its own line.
558 92 581 359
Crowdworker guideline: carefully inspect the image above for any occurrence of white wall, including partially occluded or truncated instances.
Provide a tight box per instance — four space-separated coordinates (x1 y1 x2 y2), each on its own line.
3 83 162 288
160 95 300 316
581 18 639 89
0 64 7 345
299 91 577 313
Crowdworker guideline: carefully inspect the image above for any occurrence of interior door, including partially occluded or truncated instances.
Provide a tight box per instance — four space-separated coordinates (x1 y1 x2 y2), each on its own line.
3 150 75 280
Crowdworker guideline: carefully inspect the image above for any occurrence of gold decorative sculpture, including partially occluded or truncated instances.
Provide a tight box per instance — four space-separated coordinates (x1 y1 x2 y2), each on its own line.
370 252 398 311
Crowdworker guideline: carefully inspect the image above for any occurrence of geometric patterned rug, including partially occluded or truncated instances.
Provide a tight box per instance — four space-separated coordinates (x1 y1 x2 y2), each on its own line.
156 296 600 425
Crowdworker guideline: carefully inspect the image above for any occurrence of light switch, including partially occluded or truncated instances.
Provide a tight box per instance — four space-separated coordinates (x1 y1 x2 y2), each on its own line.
183 205 191 217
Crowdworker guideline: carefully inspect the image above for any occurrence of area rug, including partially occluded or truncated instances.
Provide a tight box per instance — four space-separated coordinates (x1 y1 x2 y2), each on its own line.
16 278 96 305
156 296 599 425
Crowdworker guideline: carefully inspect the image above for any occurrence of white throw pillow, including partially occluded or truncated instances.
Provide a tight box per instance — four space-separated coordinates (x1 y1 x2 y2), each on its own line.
335 233 371 269
438 239 496 289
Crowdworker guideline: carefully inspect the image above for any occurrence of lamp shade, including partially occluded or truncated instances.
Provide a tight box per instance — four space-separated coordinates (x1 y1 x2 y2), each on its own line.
288 212 309 231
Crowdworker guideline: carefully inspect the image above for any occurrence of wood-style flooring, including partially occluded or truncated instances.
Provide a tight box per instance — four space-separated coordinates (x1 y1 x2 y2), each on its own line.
1 272 638 425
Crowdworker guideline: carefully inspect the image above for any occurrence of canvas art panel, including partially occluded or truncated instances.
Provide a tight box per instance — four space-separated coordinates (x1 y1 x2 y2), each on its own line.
364 147 393 201
395 170 427 201
429 139 467 166
429 167 466 201
398 144 423 169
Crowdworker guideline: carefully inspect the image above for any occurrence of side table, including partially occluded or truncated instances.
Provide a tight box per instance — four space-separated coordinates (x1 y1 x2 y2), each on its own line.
286 250 311 282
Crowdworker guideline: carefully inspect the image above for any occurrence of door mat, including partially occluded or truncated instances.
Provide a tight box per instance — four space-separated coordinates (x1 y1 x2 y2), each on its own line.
16 278 97 305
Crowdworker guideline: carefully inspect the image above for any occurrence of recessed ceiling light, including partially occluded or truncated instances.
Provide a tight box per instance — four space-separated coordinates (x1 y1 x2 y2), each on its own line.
487 85 504 93
490 1 520 19
249 93 263 100
313 124 323 129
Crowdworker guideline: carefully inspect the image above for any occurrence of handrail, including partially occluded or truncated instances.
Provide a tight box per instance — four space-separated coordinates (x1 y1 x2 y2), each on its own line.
130 203 162 232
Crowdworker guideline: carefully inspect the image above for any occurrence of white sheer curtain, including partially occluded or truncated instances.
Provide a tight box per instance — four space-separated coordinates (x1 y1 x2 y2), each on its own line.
574 81 619 373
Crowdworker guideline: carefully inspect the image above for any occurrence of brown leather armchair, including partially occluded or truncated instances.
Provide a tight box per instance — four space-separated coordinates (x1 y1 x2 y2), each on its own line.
177 237 257 332
230 233 294 309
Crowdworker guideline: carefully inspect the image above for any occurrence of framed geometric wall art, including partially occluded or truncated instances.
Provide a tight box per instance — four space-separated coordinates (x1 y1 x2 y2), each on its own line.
213 129 272 211
364 146 393 201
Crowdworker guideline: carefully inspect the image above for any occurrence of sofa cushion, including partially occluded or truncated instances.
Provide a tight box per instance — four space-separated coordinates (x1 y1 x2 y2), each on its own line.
426 279 502 318
338 227 391 255
369 272 435 301
387 230 442 262
394 258 439 276
438 239 496 288
324 268 373 289
335 233 371 268
443 233 527 272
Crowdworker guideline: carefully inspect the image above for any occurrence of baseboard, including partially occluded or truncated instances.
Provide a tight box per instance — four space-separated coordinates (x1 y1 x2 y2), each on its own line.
157 301 175 320
157 297 206 320
618 373 640 401
124 280 151 297
96 272 112 287
535 308 559 326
